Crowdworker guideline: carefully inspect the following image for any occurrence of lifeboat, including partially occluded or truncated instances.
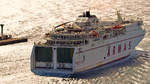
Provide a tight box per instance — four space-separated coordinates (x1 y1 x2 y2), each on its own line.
89 30 99 38
112 25 123 29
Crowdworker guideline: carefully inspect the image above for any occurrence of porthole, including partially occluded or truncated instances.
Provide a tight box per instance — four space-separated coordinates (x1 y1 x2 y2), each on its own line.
104 57 106 59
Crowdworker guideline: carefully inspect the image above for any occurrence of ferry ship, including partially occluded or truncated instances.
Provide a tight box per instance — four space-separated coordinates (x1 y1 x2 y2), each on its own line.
31 11 145 75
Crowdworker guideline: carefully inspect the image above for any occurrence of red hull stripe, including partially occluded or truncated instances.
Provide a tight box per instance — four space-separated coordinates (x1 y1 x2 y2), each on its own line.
77 34 144 54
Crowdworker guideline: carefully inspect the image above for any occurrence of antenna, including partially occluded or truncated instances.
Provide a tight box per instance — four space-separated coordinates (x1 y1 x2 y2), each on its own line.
116 10 123 23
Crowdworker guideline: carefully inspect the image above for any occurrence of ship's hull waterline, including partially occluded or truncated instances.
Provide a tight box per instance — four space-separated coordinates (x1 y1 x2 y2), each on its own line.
31 29 145 75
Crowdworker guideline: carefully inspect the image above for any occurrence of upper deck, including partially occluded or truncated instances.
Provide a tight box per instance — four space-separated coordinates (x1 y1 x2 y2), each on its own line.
35 11 143 47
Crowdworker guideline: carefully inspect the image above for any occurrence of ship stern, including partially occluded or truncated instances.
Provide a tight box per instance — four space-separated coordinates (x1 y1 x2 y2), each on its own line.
31 45 77 76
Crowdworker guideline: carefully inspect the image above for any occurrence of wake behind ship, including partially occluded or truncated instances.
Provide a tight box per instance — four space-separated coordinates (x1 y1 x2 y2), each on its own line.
31 11 145 75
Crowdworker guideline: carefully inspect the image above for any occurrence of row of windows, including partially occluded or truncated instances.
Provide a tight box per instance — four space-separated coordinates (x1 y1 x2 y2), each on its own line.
107 41 132 56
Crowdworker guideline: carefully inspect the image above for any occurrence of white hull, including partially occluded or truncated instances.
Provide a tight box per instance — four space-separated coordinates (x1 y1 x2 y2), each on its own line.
74 30 145 73
31 23 145 74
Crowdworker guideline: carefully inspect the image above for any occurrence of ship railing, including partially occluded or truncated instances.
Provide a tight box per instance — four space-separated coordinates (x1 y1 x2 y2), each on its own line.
47 32 100 40
100 26 126 40
46 39 87 46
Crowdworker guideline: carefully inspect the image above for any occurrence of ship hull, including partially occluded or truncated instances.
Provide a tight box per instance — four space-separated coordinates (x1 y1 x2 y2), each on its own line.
31 26 145 75
0 38 28 46
74 32 145 73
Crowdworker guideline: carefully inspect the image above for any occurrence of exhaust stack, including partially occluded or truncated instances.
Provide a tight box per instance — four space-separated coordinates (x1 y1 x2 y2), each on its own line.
0 24 4 36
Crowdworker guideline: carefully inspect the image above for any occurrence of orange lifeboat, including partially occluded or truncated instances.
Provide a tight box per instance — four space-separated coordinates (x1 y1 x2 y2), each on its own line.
112 25 123 29
89 30 99 38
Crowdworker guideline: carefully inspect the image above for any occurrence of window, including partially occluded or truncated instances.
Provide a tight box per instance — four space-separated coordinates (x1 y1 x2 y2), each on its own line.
113 46 115 55
118 44 121 53
85 22 90 26
124 43 126 51
107 46 110 56
103 35 107 40
129 41 131 49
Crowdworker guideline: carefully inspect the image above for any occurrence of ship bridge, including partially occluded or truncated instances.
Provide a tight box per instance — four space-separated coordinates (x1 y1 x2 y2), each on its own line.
75 11 100 30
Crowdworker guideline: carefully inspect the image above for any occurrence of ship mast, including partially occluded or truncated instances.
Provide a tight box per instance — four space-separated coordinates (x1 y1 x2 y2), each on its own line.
116 10 123 24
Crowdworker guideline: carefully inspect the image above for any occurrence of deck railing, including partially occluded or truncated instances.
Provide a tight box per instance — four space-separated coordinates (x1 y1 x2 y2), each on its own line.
46 39 87 46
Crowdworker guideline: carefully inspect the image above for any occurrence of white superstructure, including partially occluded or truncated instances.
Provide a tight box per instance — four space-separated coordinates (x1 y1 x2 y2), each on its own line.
31 11 145 75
